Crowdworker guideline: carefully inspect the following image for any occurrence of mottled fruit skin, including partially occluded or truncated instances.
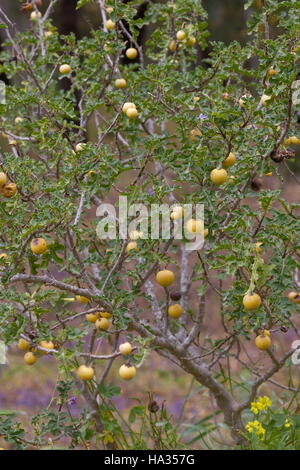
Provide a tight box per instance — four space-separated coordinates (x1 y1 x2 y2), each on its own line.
126 241 138 254
126 48 138 59
210 168 228 185
119 342 132 355
59 64 71 75
223 152 236 168
255 334 271 350
115 78 126 88
119 364 136 380
30 238 47 255
86 313 98 323
156 270 175 287
95 317 110 330
1 183 17 198
126 107 138 119
18 338 30 351
39 340 54 355
24 352 37 365
0 172 7 186
168 304 183 318
122 102 136 113
76 365 94 381
243 293 261 310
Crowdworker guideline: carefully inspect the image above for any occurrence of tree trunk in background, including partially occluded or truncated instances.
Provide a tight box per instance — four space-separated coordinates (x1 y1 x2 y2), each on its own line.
58 0 79 36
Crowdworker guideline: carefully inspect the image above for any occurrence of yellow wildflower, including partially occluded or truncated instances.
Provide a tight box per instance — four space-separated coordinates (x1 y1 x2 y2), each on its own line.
284 419 291 428
246 420 266 440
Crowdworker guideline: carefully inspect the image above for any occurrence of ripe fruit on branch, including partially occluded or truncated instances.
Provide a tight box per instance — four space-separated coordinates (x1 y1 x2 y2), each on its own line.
30 238 47 255
267 67 277 76
126 241 138 255
169 40 175 52
18 338 30 351
122 102 136 113
126 107 138 119
119 364 136 380
255 333 271 350
14 117 24 124
99 311 113 319
170 206 184 220
39 340 55 355
288 292 300 304
0 172 7 186
210 168 228 185
106 6 114 14
126 48 138 59
86 313 98 323
24 352 37 365
30 11 42 20
176 30 186 41
187 37 196 46
76 365 94 381
223 152 236 168
1 183 17 198
119 342 132 355
59 64 71 75
0 253 8 260
261 94 271 106
115 78 126 88
76 296 89 304
95 317 110 330
168 304 183 318
75 142 86 152
105 19 115 31
156 269 175 287
243 292 261 310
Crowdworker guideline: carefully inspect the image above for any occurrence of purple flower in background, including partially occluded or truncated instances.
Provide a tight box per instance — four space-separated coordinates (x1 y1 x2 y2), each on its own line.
148 188 155 196
69 396 77 407
198 113 208 120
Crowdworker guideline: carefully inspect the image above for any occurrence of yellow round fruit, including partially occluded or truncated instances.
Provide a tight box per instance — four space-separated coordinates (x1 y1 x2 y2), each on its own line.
99 311 113 319
288 291 300 302
176 30 186 41
76 365 94 381
119 364 136 380
86 313 98 323
126 241 138 255
264 172 272 176
76 295 89 304
119 342 132 355
126 107 138 119
156 270 175 287
126 48 138 59
59 64 71 75
261 329 270 337
30 11 42 20
169 40 175 52
106 6 114 14
1 183 17 198
122 102 136 113
187 37 196 46
30 238 47 255
14 117 24 125
190 128 202 141
95 317 110 330
210 168 228 185
45 31 53 38
255 242 263 254
223 92 229 100
0 172 7 186
223 152 236 168
105 19 115 31
39 340 55 355
168 304 183 318
24 352 37 365
186 219 204 235
255 334 271 350
75 142 86 152
289 136 300 145
0 253 8 260
194 96 200 102
115 78 126 89
243 292 261 310
170 206 184 221
18 338 30 351
267 67 277 76
261 94 271 106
